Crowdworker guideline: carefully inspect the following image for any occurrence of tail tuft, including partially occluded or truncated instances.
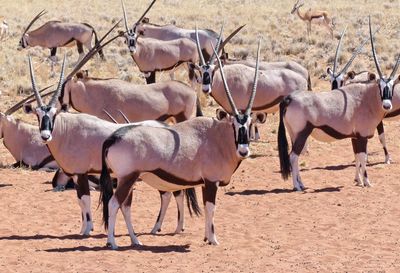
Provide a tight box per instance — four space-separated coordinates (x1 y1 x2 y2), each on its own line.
278 97 292 180
185 188 201 217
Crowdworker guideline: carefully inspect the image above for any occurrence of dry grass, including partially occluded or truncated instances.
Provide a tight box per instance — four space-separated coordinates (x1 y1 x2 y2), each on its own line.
0 0 399 116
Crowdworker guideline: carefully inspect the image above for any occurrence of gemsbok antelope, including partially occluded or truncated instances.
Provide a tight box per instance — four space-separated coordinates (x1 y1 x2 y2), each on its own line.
121 0 199 84
291 0 334 39
18 10 105 76
278 18 400 191
327 27 392 164
196 30 308 141
99 40 265 249
60 70 198 124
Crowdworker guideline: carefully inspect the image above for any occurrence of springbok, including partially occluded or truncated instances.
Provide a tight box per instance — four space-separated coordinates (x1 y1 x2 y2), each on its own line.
98 40 265 249
196 31 308 141
327 27 391 164
120 0 199 84
291 0 334 38
18 10 105 76
60 70 198 124
278 18 400 191
0 19 8 40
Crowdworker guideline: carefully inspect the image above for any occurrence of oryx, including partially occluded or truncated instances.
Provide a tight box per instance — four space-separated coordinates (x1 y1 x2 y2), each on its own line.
327 27 391 164
196 29 308 141
98 40 265 249
60 70 198 124
120 0 199 84
278 18 400 191
18 10 105 76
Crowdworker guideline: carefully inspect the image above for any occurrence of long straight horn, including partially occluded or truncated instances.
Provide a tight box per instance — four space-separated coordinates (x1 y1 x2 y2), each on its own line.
369 16 383 79
5 85 53 115
49 55 67 107
23 9 47 35
389 55 400 80
333 27 347 75
121 0 130 32
103 109 118 123
195 25 206 66
135 0 157 25
28 55 44 107
118 110 130 123
245 39 261 116
212 43 239 116
217 25 246 55
209 23 224 64
339 27 379 76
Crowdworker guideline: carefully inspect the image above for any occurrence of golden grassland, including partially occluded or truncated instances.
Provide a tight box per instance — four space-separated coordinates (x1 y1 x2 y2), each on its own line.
0 0 399 121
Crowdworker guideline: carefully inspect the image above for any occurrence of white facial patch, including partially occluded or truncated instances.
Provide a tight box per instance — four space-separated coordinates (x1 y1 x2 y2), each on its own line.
233 117 252 158
201 65 215 94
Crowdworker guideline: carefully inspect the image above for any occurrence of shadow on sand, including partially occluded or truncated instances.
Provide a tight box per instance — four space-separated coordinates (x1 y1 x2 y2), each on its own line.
0 183 12 188
225 186 343 196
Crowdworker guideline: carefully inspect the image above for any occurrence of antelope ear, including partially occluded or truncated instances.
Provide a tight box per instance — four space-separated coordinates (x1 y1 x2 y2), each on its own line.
142 17 149 23
347 71 356 80
118 30 125 36
327 67 333 76
368 72 376 81
23 104 33 114
254 112 267 124
216 108 229 120
76 71 85 79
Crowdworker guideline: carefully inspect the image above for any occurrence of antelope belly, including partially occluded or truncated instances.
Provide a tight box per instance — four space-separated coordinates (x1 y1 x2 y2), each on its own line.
311 128 337 142
311 17 325 25
140 172 195 192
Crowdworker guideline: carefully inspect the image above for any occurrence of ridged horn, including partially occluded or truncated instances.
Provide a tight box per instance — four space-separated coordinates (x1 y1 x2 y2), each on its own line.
245 39 261 116
333 27 347 75
209 23 224 64
23 10 47 35
28 55 44 107
121 0 130 32
49 55 67 107
369 16 383 79
135 0 157 25
195 24 206 66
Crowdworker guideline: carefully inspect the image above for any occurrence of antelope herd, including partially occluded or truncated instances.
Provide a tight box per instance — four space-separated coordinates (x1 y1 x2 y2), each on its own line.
0 0 399 249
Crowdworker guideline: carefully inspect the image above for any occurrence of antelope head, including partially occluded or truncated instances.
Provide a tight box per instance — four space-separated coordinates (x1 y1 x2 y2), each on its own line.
327 27 372 90
214 39 265 159
369 16 400 111
291 0 304 14
196 24 245 94
18 10 47 50
23 55 67 142
121 0 156 54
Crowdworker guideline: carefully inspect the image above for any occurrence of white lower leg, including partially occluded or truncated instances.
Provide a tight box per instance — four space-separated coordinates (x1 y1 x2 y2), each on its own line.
121 205 142 246
77 198 87 234
354 154 361 185
151 192 172 234
107 196 120 250
378 133 391 164
358 152 371 187
174 191 185 233
290 153 304 191
81 195 93 235
254 125 260 141
205 201 218 245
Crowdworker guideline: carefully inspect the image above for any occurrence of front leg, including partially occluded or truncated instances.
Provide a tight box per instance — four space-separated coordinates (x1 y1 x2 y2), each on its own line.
353 137 371 187
173 190 185 234
75 174 93 236
150 191 172 234
202 181 219 245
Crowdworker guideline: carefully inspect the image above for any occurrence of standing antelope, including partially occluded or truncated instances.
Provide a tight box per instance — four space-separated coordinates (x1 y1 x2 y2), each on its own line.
99 40 265 249
18 10 104 76
196 29 308 140
0 19 8 40
121 0 198 84
278 18 400 191
327 27 391 164
291 0 334 38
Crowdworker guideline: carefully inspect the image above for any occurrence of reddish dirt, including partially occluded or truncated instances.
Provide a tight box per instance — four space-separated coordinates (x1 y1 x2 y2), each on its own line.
1 118 400 272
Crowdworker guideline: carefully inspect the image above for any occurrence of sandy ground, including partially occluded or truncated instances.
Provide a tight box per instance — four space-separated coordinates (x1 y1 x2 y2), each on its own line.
1 116 400 273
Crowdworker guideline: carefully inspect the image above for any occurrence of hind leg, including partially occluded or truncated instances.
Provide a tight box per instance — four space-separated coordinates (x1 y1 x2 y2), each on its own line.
120 190 142 246
202 181 219 245
151 191 172 234
377 122 391 164
75 174 93 235
173 190 185 234
352 139 362 185
107 172 140 249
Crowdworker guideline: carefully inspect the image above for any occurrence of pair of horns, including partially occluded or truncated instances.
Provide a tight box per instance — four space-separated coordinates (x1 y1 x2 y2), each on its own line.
369 16 400 81
122 0 157 33
332 25 377 77
103 109 130 124
22 9 47 36
7 21 122 114
213 39 261 116
196 24 245 66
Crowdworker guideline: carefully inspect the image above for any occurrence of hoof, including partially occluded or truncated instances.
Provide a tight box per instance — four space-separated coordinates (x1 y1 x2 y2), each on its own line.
106 242 118 250
150 228 161 234
293 187 303 192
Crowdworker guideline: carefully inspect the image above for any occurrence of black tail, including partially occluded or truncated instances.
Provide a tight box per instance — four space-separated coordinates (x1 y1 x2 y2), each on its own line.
83 23 105 60
99 138 114 230
196 96 203 117
278 97 291 180
185 188 201 217
307 73 312 91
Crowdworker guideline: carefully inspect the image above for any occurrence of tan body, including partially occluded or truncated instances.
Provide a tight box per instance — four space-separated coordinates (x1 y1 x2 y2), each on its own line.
211 64 308 114
130 37 198 73
63 77 197 123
